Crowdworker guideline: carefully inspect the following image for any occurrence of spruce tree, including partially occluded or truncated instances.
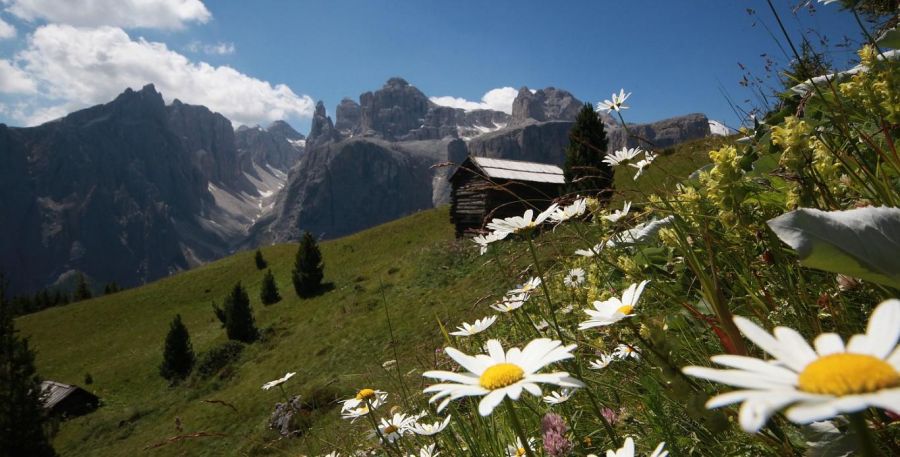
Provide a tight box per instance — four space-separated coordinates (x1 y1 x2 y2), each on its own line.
212 282 258 343
159 314 195 383
0 274 57 457
259 270 282 305
72 273 92 302
292 232 324 298
563 103 612 196
254 249 267 270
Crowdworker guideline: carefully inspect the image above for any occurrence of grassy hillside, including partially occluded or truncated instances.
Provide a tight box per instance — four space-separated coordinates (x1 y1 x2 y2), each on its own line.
15 138 728 456
17 207 518 456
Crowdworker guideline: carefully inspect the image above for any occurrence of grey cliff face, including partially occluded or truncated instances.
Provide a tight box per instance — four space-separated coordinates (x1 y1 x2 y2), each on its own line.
335 98 362 135
358 77 432 140
234 121 305 173
0 84 303 295
510 86 584 125
606 113 711 151
307 101 339 148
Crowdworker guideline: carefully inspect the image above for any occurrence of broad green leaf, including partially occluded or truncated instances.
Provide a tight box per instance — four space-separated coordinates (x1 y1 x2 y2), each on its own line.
767 206 900 288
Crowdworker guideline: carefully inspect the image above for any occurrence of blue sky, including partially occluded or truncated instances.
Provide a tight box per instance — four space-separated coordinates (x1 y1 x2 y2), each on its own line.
0 1 868 132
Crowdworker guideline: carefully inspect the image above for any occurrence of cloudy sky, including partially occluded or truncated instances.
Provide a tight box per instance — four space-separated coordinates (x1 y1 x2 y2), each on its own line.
0 0 865 132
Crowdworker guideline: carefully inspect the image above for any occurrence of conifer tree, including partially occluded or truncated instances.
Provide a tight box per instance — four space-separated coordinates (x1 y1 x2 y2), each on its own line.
72 273 92 302
212 282 258 343
103 282 120 295
159 314 195 383
254 249 267 270
292 232 324 298
563 103 612 196
0 274 57 457
260 269 282 305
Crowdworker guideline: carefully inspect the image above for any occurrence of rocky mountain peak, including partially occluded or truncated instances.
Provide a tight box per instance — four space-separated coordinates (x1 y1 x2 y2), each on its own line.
267 120 304 141
359 77 431 140
307 100 339 148
335 98 362 134
510 86 583 125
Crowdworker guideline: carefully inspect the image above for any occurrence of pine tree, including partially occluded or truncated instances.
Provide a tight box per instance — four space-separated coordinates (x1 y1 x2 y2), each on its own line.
212 282 258 343
72 273 92 302
159 314 195 383
0 274 57 457
259 270 282 305
103 282 120 295
563 103 612 197
254 249 267 270
292 232 324 298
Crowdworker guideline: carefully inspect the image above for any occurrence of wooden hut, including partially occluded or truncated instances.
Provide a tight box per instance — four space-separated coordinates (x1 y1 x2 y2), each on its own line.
41 380 99 419
449 156 564 237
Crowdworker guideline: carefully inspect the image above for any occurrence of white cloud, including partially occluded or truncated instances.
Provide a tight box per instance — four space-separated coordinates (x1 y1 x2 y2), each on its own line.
0 17 16 38
430 87 519 114
185 40 235 55
12 25 314 126
6 0 211 30
0 59 36 93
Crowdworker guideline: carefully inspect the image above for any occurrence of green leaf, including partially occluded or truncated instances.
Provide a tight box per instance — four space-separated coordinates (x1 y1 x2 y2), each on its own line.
767 206 900 288
877 27 900 50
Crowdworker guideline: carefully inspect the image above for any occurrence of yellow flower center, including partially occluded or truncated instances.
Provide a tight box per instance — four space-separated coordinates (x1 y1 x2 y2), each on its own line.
616 305 634 315
383 425 398 434
356 388 376 401
798 353 900 396
516 448 526 456
479 363 525 390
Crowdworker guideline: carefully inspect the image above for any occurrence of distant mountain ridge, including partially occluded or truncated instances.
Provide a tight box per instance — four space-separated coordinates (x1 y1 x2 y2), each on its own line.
1 78 716 295
252 78 713 243
0 84 303 295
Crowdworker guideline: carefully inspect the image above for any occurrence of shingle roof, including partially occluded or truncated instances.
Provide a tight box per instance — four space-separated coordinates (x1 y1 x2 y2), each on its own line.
470 156 565 184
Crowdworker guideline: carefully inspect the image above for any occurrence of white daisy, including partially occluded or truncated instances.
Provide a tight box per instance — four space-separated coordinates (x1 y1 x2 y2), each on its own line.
603 147 643 167
683 299 900 433
486 204 559 234
450 315 498 337
510 277 542 295
563 268 586 288
598 88 632 113
580 281 650 330
560 304 575 315
550 198 587 223
614 343 641 361
340 404 372 422
410 415 451 436
473 231 508 255
589 437 668 457
630 160 652 180
408 444 439 457
575 243 604 257
492 295 528 313
322 452 340 457
422 338 585 416
604 201 632 223
340 388 388 413
543 387 577 405
590 353 615 370
506 437 538 457
262 372 296 390
372 412 417 443
534 319 550 331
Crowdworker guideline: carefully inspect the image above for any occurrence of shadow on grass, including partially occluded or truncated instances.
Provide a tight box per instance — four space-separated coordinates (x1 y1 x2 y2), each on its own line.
297 282 335 299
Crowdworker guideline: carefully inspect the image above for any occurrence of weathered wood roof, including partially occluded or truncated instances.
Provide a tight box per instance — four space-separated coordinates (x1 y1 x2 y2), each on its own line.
41 380 95 409
467 156 565 184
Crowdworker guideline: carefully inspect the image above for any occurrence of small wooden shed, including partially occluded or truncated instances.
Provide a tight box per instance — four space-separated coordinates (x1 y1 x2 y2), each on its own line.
449 156 565 237
41 380 99 418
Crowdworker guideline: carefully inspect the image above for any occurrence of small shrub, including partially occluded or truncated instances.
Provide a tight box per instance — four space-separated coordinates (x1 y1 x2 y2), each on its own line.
254 249 267 270
195 341 245 379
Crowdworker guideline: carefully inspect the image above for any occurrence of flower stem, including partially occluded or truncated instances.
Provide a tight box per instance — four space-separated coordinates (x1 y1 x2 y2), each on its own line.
504 397 537 457
525 237 566 342
849 412 881 457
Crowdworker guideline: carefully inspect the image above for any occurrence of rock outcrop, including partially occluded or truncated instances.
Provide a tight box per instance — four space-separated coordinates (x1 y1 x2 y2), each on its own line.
509 87 584 125
335 98 362 135
606 113 711 151
358 77 432 140
235 121 305 172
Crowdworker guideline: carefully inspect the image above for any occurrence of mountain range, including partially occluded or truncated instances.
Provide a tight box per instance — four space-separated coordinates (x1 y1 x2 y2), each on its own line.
0 78 721 295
